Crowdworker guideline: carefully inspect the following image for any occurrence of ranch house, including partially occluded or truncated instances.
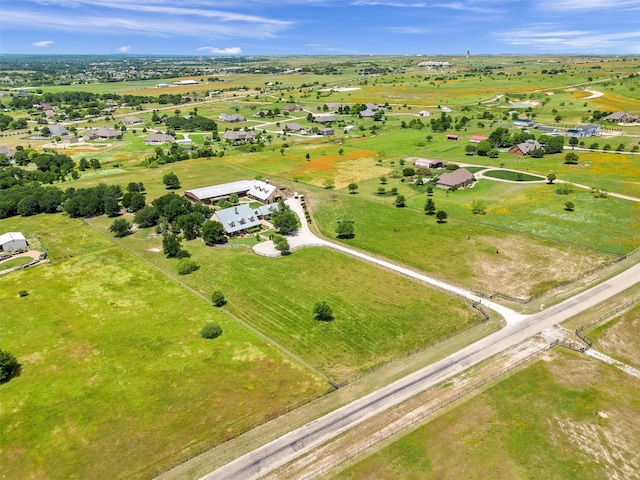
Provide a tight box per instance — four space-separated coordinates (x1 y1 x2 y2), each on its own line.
214 203 280 235
509 139 543 156
436 168 474 189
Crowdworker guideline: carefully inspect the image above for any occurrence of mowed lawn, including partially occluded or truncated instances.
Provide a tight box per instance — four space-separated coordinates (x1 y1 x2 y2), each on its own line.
88 216 482 382
336 350 640 480
0 214 327 480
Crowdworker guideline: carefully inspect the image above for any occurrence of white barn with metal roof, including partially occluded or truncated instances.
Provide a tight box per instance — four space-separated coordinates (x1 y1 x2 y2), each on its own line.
185 180 277 204
0 232 28 251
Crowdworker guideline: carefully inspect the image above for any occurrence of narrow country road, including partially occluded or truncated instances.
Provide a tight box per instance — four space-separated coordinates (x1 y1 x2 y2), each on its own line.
202 261 640 480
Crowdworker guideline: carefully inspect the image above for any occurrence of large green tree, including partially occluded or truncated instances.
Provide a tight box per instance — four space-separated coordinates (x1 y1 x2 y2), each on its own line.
162 172 181 189
162 232 182 258
424 198 436 215
336 218 355 238
273 207 299 235
109 218 132 237
202 220 226 245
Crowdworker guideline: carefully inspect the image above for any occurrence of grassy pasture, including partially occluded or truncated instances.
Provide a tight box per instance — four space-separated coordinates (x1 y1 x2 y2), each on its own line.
398 179 640 255
335 350 640 480
310 187 617 298
588 303 640 368
0 256 32 270
0 213 327 480
86 215 482 381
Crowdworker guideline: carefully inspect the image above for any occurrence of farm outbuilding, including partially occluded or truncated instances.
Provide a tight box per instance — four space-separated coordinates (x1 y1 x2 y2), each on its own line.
0 232 28 251
413 158 444 169
185 180 278 205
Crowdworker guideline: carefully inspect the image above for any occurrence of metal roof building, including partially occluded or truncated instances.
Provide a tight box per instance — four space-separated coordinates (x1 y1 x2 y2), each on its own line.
214 204 261 234
185 180 277 204
0 232 28 251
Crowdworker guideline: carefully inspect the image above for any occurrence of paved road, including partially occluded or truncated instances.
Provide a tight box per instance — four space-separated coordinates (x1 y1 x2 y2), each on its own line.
205 207 640 480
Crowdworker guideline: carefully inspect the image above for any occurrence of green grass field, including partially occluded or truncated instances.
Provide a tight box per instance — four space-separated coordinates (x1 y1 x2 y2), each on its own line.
311 186 619 299
86 215 482 381
334 349 640 480
0 214 327 480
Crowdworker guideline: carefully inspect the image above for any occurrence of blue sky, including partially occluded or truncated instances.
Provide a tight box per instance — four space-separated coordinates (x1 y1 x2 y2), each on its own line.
1 0 639 56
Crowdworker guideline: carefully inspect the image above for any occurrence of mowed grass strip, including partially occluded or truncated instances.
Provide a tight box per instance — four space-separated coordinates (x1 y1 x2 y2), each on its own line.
311 189 617 298
335 350 640 480
0 214 326 480
91 219 482 382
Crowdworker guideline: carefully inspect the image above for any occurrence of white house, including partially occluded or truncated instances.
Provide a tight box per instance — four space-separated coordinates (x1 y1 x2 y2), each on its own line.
0 232 28 251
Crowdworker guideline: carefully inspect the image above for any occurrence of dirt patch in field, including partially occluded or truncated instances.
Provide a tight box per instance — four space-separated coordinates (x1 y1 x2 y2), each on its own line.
470 235 611 299
591 307 640 368
551 414 640 480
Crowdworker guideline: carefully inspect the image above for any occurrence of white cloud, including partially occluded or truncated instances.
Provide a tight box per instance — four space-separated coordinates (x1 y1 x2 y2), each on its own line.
383 26 429 34
118 45 131 52
535 0 640 11
351 1 426 7
3 9 291 39
494 25 640 52
197 46 242 54
31 40 54 47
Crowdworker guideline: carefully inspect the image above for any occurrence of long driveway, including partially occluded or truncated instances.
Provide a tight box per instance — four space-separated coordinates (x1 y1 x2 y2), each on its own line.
202 200 640 480
254 198 522 324
204 260 640 480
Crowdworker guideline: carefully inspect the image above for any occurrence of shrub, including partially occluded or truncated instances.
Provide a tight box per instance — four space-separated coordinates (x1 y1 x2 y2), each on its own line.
201 322 223 339
211 290 226 307
176 258 199 275
0 349 21 384
18 290 28 297
313 301 333 321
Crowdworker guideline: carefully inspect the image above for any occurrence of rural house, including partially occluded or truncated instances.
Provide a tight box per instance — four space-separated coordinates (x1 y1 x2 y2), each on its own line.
122 116 143 125
280 123 306 134
213 202 281 235
48 125 67 137
314 115 337 124
566 125 600 138
84 127 119 140
317 127 334 136
0 232 28 251
0 146 16 159
144 133 175 145
604 111 639 123
219 113 246 122
222 130 256 144
436 168 474 189
470 135 488 143
509 139 543 156
513 118 535 128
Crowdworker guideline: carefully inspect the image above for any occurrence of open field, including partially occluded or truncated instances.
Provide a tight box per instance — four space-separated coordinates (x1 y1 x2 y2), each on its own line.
86 215 482 381
310 187 620 299
334 349 640 480
0 214 328 480
2 55 640 480
589 304 640 368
